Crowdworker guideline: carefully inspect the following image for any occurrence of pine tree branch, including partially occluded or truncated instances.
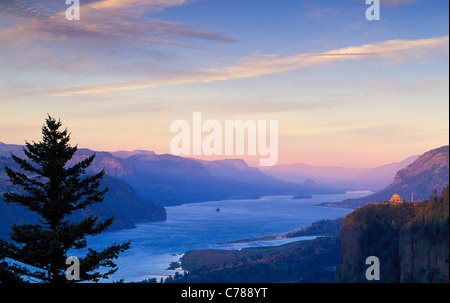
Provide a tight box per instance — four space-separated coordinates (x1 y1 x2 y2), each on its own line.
3 192 44 214
4 165 45 191
80 240 131 281
10 153 43 176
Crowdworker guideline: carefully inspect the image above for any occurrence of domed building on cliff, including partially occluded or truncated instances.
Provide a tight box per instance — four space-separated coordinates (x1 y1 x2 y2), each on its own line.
389 194 403 203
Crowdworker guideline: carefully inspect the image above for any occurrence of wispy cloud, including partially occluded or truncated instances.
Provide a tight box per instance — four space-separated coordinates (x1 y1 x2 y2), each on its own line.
382 0 420 9
329 36 448 57
46 35 449 96
0 0 50 19
0 0 236 48
85 0 192 11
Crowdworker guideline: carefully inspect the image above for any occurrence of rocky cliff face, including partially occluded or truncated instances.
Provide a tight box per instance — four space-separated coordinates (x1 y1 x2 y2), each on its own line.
399 233 449 282
336 186 449 283
337 222 365 282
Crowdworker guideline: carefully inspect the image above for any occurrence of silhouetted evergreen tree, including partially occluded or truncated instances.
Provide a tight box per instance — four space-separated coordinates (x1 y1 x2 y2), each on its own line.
0 116 130 283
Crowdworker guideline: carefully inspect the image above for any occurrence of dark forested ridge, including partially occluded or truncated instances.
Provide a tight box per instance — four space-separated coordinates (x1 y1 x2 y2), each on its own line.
336 185 449 283
285 217 344 238
173 237 341 283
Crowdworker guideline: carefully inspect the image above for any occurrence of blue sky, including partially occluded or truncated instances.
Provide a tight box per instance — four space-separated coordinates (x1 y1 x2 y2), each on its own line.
0 0 448 167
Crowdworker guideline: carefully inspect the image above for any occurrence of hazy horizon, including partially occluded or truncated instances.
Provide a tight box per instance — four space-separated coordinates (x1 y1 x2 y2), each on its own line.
0 139 433 171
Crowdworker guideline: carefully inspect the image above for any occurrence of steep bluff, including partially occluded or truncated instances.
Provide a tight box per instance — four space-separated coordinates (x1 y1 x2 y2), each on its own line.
336 185 449 283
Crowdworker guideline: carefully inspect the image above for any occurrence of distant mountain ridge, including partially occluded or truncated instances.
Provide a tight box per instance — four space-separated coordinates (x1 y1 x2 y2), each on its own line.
118 152 341 206
322 145 449 209
0 142 24 158
199 158 301 187
1 142 342 208
261 155 419 190
110 150 156 159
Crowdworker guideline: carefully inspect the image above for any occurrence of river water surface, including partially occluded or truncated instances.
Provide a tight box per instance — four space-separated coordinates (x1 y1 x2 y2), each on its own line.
80 191 370 282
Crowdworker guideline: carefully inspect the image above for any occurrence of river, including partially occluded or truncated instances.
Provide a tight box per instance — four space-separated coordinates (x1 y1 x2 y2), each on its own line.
78 191 370 282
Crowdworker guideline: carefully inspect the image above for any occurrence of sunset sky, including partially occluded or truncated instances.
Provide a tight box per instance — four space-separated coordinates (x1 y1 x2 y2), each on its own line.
0 0 448 168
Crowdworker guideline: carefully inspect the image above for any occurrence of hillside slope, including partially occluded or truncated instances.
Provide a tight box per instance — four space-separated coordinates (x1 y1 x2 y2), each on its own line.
71 147 341 206
0 156 167 239
3 143 341 207
323 146 449 209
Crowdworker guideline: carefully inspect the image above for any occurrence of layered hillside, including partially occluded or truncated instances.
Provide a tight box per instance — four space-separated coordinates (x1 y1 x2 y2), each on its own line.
323 146 449 209
0 156 167 239
69 147 341 206
336 185 449 283
2 142 341 207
